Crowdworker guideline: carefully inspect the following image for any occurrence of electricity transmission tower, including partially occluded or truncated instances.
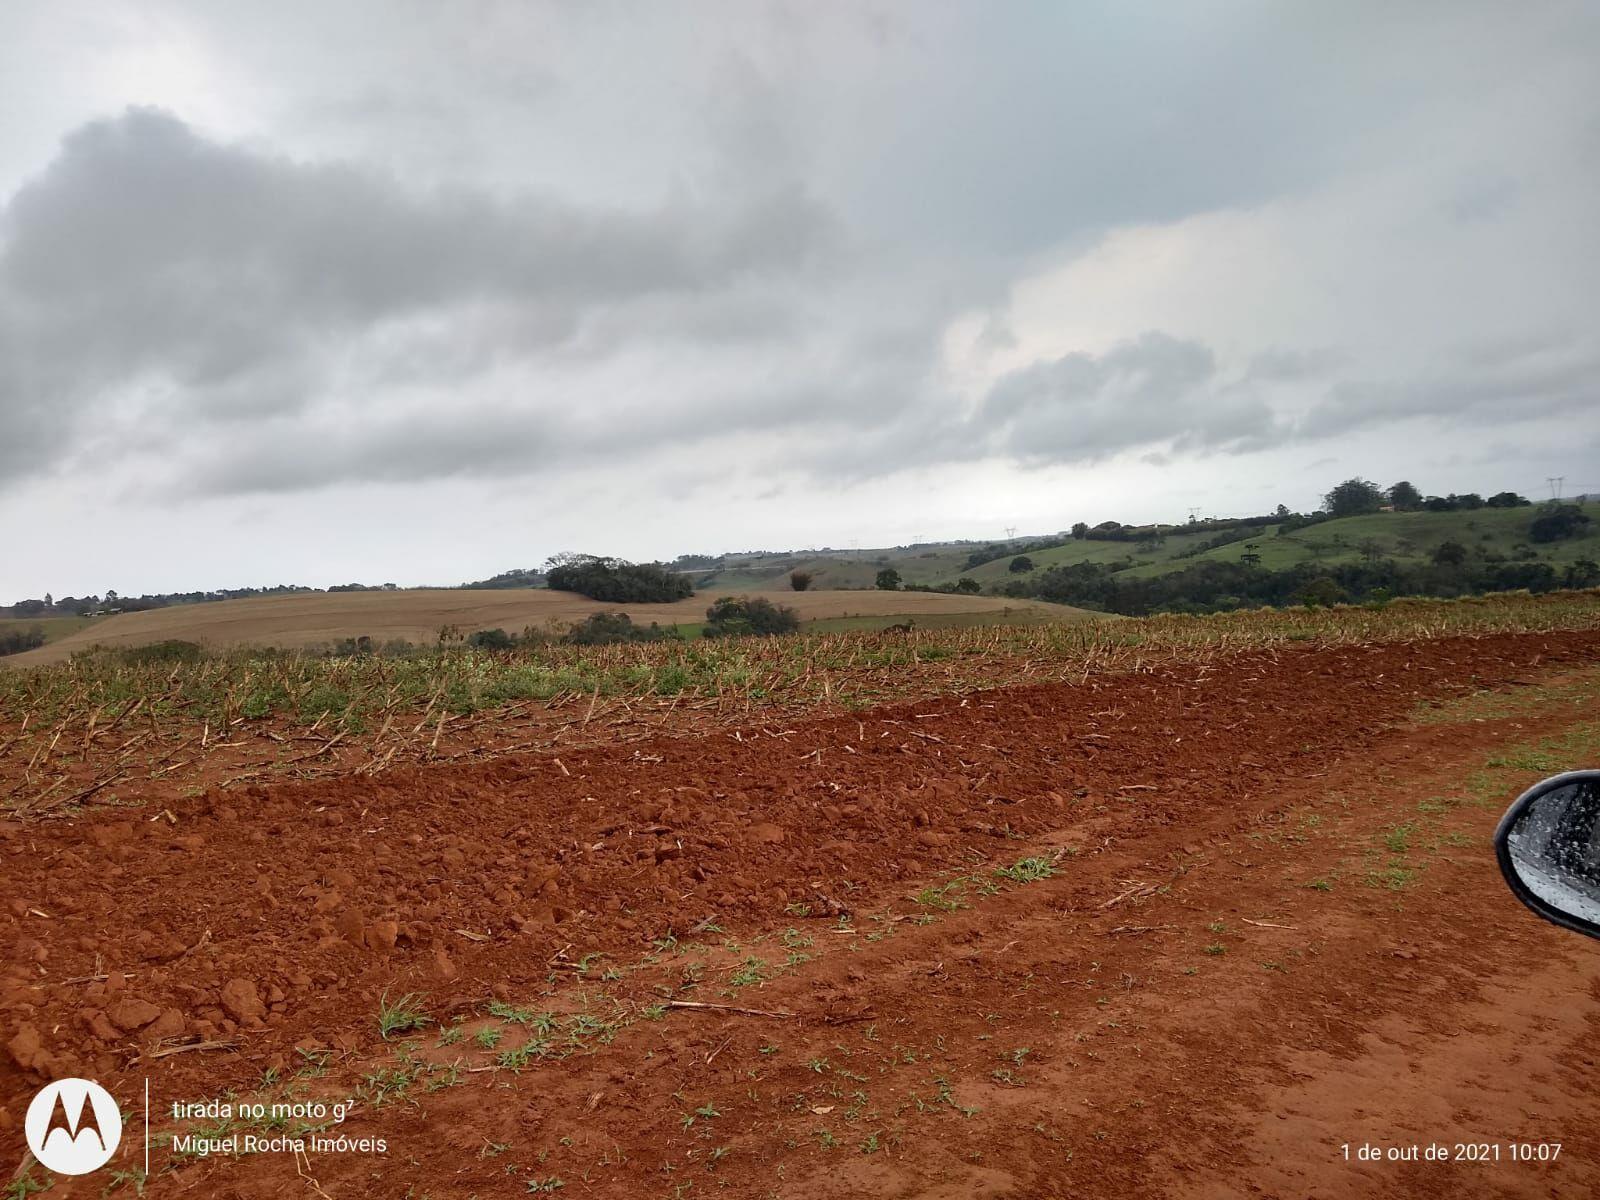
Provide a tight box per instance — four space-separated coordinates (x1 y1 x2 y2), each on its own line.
1004 526 1017 541
1548 476 1565 499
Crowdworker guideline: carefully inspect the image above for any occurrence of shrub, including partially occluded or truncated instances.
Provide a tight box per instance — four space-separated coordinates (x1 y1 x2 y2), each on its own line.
565 612 676 645
789 571 813 592
545 555 693 602
1431 541 1468 567
953 577 981 594
96 639 206 665
467 627 516 651
1009 556 1035 573
875 568 901 590
703 596 800 638
1528 504 1592 544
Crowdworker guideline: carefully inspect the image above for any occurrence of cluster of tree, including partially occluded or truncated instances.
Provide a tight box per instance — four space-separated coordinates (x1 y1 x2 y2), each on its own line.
671 553 723 571
458 568 546 590
1006 554 1599 616
0 627 46 656
1324 478 1532 517
2 584 318 618
702 596 800 638
904 578 982 595
543 554 693 603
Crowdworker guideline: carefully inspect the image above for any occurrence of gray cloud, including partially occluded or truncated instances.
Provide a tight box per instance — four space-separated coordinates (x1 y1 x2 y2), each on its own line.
981 332 1287 464
1 1 1598 601
0 107 838 484
1300 336 1600 440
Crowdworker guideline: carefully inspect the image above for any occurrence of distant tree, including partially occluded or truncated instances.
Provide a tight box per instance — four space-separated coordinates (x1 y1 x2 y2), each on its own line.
1240 544 1262 568
953 577 981 594
1432 540 1468 567
1487 491 1530 508
1323 478 1385 518
703 596 800 638
105 589 119 604
1293 577 1347 608
42 593 52 609
1359 538 1386 563
1386 481 1423 511
1274 504 1291 521
545 554 692 602
1071 522 1089 540
875 568 902 590
1564 559 1600 589
1454 492 1485 510
1008 555 1035 573
789 570 814 592
1529 504 1592 544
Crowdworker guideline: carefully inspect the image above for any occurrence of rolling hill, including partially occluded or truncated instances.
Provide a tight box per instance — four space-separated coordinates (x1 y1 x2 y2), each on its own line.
691 502 1600 593
2 587 1091 667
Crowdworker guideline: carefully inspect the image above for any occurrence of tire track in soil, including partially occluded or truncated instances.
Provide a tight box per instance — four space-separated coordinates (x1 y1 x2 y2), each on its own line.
3 628 1599 1196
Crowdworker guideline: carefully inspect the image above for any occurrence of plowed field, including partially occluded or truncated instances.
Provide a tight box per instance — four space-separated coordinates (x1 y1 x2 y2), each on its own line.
5 624 1600 1197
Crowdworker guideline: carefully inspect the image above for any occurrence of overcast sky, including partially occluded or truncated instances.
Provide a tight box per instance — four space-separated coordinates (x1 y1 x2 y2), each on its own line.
4 1 1598 599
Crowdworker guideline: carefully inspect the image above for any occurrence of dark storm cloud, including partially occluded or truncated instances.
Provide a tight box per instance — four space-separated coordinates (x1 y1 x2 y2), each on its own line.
0 107 837 483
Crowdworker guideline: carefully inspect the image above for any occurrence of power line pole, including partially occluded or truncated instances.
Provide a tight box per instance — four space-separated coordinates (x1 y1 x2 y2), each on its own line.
1187 506 1201 523
1548 476 1565 499
1004 526 1017 541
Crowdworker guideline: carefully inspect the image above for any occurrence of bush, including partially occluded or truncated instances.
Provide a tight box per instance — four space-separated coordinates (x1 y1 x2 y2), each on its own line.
545 555 693 602
953 577 981 594
565 612 676 645
875 568 902 590
1529 504 1592 544
467 627 516 651
99 639 206 665
1009 556 1035 573
789 571 814 592
1432 540 1468 567
703 596 800 638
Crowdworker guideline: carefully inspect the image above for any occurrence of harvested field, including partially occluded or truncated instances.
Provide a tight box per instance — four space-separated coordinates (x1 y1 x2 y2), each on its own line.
4 592 1600 1197
3 588 1075 667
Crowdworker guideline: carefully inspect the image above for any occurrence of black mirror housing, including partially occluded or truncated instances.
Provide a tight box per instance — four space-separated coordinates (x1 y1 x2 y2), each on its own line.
1495 770 1600 941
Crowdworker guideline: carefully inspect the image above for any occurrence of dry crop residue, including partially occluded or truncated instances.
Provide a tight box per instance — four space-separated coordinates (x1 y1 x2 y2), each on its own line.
4 627 1600 1197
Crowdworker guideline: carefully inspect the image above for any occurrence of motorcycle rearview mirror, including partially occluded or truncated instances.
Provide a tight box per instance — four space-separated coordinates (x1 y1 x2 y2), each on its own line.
1495 770 1600 941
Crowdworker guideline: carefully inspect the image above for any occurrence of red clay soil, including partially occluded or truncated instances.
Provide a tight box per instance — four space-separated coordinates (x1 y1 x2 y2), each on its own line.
4 628 1600 1197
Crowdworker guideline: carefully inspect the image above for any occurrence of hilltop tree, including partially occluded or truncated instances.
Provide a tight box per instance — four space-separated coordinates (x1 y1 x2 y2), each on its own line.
1487 491 1530 508
1386 481 1423 511
875 568 902 590
1323 478 1385 518
1071 522 1089 540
